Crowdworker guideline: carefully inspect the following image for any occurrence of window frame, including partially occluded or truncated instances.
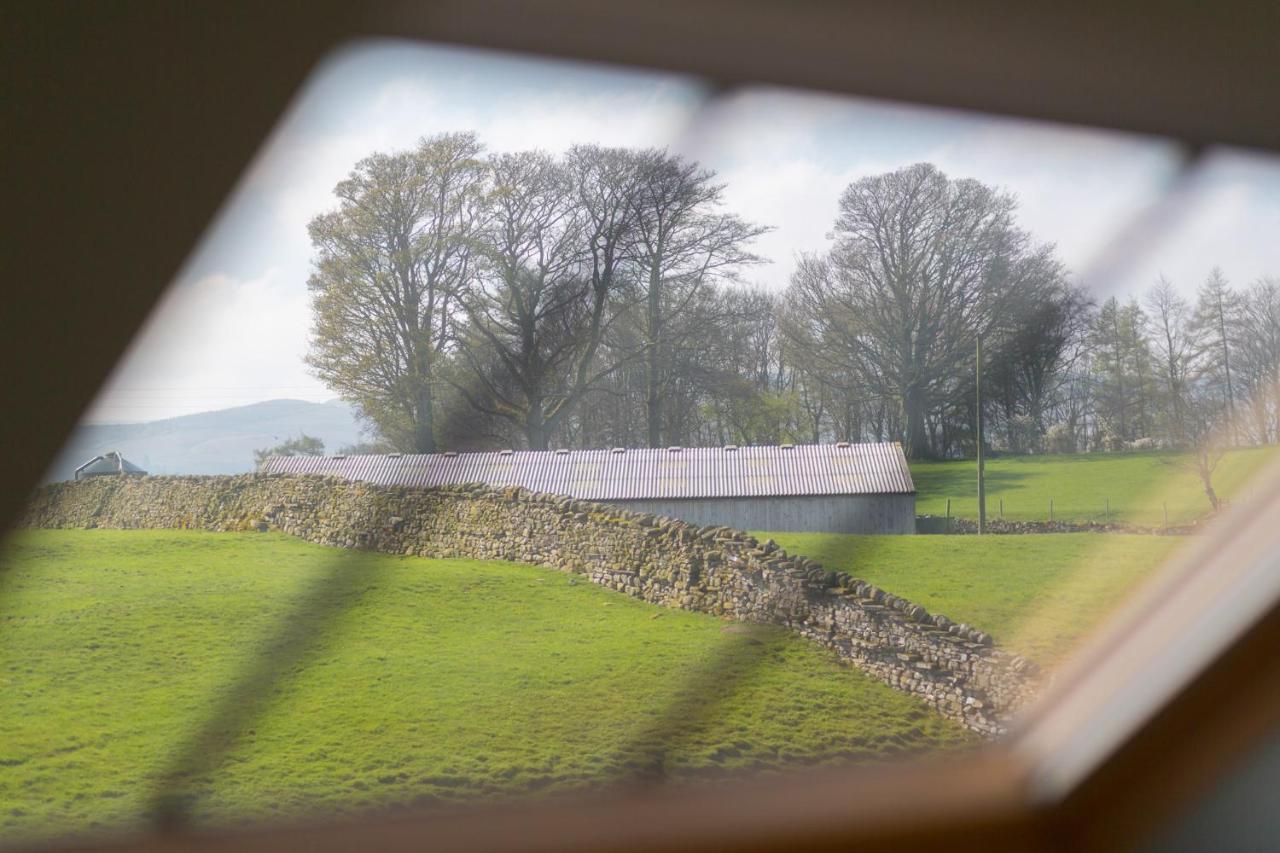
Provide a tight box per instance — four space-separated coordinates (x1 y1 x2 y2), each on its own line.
6 3 1280 850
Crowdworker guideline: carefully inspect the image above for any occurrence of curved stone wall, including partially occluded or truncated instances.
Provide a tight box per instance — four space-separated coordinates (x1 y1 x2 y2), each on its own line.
21 475 1041 735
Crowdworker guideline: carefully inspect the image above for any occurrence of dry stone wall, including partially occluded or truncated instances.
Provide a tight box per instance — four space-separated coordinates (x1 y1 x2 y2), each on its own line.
22 475 1042 735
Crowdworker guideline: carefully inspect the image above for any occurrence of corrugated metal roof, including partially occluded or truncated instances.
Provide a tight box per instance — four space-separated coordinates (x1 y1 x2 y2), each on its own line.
261 443 914 499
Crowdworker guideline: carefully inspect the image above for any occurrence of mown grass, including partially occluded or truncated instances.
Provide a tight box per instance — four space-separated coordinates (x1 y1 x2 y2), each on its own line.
762 531 1181 666
909 446 1279 526
0 530 970 843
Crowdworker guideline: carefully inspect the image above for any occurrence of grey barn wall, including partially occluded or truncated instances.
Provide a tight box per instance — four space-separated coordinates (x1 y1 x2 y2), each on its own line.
609 494 916 534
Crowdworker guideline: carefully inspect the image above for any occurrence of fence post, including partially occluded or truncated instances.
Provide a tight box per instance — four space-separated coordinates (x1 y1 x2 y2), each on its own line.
1049 498 1054 523
946 498 952 534
1164 501 1168 532
1105 497 1110 524
999 497 1004 520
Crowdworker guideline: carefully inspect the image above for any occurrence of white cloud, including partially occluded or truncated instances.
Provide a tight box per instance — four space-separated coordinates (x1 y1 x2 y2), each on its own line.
1100 151 1280 299
86 44 1280 424
85 270 327 423
924 122 1183 272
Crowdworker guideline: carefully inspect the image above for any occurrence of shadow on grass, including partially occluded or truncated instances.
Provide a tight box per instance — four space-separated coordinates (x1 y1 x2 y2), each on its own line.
615 626 774 787
148 545 392 830
144 536 781 826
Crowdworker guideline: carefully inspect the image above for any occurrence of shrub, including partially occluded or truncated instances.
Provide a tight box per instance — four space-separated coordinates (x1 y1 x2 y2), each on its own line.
1045 423 1076 454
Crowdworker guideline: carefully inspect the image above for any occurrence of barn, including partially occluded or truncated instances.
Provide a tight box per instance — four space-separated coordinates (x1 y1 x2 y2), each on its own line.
262 442 916 535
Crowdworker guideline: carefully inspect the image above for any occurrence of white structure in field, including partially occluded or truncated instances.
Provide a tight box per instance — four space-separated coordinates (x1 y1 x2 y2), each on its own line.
73 451 147 481
263 442 917 534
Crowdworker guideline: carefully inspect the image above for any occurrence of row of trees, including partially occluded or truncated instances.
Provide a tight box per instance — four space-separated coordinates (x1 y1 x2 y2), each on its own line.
1083 272 1280 453
307 132 765 453
307 134 1278 459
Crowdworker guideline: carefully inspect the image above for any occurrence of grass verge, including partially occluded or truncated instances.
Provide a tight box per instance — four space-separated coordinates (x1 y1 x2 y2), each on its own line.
0 529 969 842
762 531 1181 666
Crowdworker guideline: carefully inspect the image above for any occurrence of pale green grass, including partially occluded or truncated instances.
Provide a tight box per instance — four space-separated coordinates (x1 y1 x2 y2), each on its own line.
761 531 1181 666
910 446 1278 526
0 530 969 843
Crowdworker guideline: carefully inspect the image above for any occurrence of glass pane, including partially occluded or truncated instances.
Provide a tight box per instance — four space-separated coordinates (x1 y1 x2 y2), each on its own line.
6 37 1280 846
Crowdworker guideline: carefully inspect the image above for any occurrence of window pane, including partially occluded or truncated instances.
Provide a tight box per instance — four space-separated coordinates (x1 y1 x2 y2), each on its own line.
7 37 1280 847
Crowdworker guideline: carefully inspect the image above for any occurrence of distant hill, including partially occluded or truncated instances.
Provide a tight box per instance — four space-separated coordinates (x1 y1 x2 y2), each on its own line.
45 399 366 482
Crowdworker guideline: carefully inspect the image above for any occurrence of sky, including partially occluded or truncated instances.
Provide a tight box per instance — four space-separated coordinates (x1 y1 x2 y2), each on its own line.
85 39 1280 424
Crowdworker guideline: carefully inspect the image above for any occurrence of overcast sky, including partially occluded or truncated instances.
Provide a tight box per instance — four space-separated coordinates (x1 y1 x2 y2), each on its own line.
86 40 1280 424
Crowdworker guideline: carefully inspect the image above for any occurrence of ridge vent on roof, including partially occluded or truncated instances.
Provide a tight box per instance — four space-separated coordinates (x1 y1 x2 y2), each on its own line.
499 449 513 456
386 452 402 458
443 451 458 457
332 454 347 460
611 447 626 454
667 446 682 453
724 444 739 451
780 443 795 450
836 441 851 448
554 449 570 455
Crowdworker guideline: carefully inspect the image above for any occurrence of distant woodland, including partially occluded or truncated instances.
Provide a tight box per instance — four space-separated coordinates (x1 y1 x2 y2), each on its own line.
307 132 1279 460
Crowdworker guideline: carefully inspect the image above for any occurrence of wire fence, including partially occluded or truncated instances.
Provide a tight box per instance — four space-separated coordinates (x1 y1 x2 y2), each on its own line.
920 495 1221 534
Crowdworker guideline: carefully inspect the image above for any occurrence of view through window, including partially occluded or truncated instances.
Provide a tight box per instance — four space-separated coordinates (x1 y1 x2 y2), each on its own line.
4 39 1280 845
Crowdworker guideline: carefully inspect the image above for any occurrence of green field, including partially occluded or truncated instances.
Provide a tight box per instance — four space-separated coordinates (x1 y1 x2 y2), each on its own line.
764 531 1181 666
909 446 1278 526
0 530 969 842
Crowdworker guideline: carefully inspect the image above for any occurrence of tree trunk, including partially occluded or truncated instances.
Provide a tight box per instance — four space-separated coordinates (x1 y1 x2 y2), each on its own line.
903 383 932 459
645 260 663 448
1217 299 1238 444
1200 469 1220 511
411 338 437 453
413 383 436 453
525 396 549 451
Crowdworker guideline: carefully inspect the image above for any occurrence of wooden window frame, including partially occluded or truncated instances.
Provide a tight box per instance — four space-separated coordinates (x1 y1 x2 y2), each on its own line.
5 3 1280 850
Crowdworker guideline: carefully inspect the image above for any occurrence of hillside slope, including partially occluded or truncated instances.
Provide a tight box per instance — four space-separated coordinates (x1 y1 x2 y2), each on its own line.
45 399 364 481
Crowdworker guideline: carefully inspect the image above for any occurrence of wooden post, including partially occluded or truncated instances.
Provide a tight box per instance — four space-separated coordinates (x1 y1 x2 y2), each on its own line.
1049 498 1054 523
999 497 1004 520
1105 497 1111 524
976 336 986 535
946 498 952 534
1164 501 1169 531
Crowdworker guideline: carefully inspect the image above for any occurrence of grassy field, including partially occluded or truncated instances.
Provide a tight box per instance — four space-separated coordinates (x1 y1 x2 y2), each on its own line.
764 531 1181 666
0 530 970 843
909 446 1278 526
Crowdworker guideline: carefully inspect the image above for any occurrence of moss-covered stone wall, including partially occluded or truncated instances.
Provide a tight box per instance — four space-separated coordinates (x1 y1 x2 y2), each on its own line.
21 475 1041 735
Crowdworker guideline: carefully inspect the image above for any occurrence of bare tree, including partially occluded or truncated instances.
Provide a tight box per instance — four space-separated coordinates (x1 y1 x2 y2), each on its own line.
786 164 1037 458
1145 276 1196 445
1235 277 1280 443
629 151 769 447
982 255 1089 450
1192 267 1242 444
307 132 486 452
450 149 639 450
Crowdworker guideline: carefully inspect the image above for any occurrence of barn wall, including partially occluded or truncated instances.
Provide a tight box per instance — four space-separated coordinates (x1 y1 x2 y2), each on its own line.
609 494 916 534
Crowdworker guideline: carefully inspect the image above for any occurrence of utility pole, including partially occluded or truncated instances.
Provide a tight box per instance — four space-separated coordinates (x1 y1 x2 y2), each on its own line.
977 336 987 534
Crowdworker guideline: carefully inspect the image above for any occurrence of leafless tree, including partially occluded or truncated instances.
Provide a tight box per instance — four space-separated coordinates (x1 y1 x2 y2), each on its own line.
785 163 1036 458
628 151 769 447
450 149 646 450
1235 277 1280 443
307 132 486 452
1192 267 1243 443
1145 276 1197 446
